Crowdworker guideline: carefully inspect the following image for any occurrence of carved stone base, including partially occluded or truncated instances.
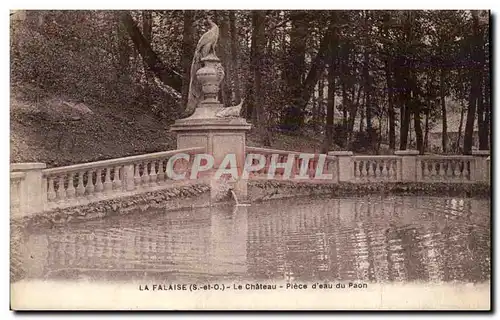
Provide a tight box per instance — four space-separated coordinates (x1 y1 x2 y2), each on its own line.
171 116 252 204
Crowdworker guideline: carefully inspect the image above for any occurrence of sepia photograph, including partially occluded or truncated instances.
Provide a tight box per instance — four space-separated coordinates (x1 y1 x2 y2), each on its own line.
9 8 491 310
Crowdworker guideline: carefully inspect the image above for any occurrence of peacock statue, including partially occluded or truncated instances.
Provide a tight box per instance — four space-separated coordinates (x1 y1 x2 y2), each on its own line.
185 18 219 116
216 98 244 118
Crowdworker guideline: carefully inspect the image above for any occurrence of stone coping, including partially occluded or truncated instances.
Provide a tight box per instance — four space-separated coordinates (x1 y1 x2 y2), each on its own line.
472 150 490 156
11 163 46 171
171 116 251 131
394 150 420 156
328 151 353 156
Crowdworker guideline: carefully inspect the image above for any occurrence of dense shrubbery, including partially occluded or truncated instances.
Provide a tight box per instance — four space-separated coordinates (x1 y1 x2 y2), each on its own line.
10 11 179 116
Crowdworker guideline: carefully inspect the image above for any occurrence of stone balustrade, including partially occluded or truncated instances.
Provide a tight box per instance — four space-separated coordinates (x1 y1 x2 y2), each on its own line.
351 156 402 182
10 147 490 218
246 147 337 182
416 155 475 182
10 147 204 217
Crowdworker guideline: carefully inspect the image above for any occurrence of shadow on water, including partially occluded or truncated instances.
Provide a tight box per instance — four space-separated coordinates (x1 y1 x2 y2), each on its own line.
11 195 490 284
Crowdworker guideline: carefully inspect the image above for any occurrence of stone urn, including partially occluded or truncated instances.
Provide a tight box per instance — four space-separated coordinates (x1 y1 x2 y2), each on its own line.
196 53 225 104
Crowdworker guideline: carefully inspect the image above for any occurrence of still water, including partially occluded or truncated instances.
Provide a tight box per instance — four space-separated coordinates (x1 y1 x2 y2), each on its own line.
12 195 490 284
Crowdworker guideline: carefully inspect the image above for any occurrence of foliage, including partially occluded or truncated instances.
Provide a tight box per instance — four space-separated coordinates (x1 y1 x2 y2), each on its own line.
10 10 490 154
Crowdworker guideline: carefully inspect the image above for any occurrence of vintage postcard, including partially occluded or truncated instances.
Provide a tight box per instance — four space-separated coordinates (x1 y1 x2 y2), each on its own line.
9 9 491 310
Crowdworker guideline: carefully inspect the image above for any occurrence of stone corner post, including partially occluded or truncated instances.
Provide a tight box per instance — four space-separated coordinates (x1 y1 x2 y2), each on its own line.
472 150 490 183
394 150 419 182
328 151 353 183
11 162 47 216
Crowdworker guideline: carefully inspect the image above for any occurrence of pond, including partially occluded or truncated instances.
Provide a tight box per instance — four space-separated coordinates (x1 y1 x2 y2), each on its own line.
12 195 490 284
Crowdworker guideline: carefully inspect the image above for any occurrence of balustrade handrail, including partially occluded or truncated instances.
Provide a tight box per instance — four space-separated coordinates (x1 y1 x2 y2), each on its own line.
352 155 401 160
10 172 26 180
42 147 205 176
417 155 475 160
246 146 335 159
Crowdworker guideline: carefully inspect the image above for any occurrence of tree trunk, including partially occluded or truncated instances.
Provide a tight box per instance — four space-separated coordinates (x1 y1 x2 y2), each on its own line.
398 13 412 151
296 15 338 113
413 91 424 155
363 11 372 133
120 12 182 93
339 33 349 136
341 80 348 132
347 85 361 147
477 42 488 149
281 11 308 131
229 11 241 103
322 60 336 154
485 76 491 150
464 11 481 154
249 11 270 146
439 69 447 153
457 101 465 153
217 11 233 107
315 76 325 133
424 106 430 152
116 13 131 85
141 11 153 108
359 91 365 133
399 97 411 150
385 60 395 150
181 10 195 107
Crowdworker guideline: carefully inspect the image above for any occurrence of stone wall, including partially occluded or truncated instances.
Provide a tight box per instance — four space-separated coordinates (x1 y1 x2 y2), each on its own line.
248 180 490 203
15 184 210 229
13 179 490 229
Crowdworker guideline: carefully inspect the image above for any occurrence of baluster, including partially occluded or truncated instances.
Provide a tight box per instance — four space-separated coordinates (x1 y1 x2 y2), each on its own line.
113 166 122 189
47 177 56 201
150 161 158 185
157 160 165 183
389 160 395 178
445 160 453 178
452 160 459 178
76 171 85 196
134 163 142 186
307 158 313 178
391 160 397 179
95 168 104 193
357 161 363 178
103 167 113 192
141 162 150 185
85 170 95 196
66 172 76 198
267 155 272 174
383 160 389 178
280 155 286 176
424 161 431 178
433 161 439 178
365 161 370 178
377 160 384 178
56 175 66 201
463 160 470 180
439 161 446 178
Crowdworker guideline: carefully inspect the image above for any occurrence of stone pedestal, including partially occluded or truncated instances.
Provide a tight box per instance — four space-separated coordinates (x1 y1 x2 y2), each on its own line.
11 163 47 216
472 150 490 183
394 150 419 182
171 117 251 204
328 151 353 182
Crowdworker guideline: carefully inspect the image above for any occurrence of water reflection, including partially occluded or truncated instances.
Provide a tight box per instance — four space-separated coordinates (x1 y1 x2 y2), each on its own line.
12 196 490 283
